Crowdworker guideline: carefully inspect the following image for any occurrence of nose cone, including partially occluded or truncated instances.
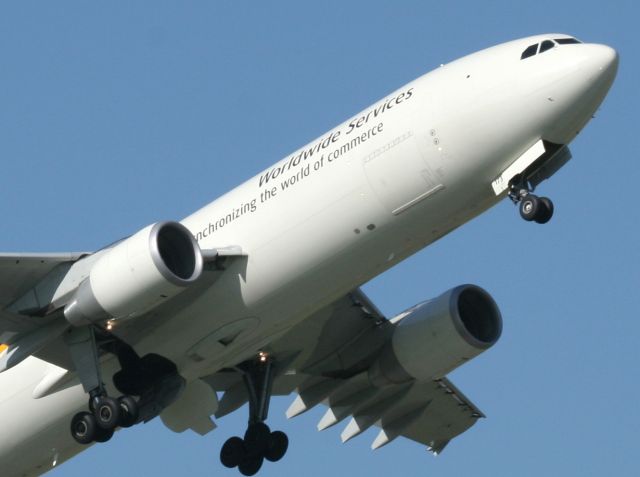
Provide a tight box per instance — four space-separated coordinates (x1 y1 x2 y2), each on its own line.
542 42 618 144
585 44 619 90
576 43 618 128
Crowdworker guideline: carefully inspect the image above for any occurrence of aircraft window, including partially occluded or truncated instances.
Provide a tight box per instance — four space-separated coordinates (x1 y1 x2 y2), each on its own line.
539 40 555 53
521 44 538 60
555 37 581 45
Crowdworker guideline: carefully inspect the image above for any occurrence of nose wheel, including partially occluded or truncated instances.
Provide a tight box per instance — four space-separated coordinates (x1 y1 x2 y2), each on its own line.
220 353 288 476
519 194 554 223
509 182 554 224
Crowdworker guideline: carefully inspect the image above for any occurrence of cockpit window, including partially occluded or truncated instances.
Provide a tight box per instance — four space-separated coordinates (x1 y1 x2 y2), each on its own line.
539 40 555 53
521 44 538 60
521 37 579 60
555 37 581 44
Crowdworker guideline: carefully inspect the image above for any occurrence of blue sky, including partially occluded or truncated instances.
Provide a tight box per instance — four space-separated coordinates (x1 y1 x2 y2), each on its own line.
1 1 638 476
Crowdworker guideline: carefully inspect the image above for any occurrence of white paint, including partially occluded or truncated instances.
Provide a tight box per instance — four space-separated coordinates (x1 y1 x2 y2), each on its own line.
0 34 618 476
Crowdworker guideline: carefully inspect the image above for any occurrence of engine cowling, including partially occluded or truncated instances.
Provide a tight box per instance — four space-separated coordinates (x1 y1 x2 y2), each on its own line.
65 221 203 326
369 284 502 386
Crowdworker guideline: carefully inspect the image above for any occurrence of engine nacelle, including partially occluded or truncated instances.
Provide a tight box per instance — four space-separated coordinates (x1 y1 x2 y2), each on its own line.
369 285 502 386
65 221 203 326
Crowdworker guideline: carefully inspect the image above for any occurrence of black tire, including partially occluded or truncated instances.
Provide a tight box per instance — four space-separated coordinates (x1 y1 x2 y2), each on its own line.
220 436 245 468
519 194 541 222
535 197 554 224
70 411 97 445
93 396 121 430
118 395 139 428
265 430 288 462
93 426 115 443
238 456 264 476
244 422 270 454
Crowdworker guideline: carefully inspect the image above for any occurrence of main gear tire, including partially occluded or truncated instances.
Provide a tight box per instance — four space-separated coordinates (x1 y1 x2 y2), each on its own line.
93 426 115 443
221 436 246 468
117 395 139 428
244 422 271 454
238 456 264 476
265 430 288 462
70 411 97 445
93 396 121 430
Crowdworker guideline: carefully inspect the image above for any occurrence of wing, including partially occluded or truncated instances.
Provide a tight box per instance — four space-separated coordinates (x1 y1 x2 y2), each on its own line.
0 253 86 342
0 253 86 307
0 248 243 372
206 289 485 454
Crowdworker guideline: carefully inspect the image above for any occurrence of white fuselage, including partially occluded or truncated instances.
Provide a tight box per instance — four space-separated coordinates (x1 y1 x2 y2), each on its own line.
0 35 617 476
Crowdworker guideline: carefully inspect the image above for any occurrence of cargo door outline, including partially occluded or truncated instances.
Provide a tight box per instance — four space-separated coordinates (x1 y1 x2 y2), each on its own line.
363 131 444 215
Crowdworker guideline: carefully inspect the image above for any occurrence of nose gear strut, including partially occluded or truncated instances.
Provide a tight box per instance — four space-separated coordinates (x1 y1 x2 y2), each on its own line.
220 353 288 476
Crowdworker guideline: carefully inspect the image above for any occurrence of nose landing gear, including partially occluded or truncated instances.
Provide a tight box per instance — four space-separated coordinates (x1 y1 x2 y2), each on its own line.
519 194 554 223
220 353 288 476
510 182 554 224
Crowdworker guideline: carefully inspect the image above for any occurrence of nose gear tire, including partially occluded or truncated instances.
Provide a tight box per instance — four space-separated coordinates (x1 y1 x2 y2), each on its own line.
535 197 554 224
519 195 541 221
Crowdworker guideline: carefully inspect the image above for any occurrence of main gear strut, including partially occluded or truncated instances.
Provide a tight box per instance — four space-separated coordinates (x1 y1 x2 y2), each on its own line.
220 352 288 476
65 326 139 444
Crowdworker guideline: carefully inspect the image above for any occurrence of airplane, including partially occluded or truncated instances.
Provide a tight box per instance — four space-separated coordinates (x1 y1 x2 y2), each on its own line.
0 33 617 476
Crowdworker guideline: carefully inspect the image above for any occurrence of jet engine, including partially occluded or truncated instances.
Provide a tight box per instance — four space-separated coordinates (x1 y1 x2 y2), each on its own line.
65 221 203 326
369 285 502 386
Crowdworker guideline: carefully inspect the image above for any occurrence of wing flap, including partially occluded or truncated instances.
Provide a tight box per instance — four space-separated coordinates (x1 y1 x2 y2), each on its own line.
280 372 483 454
387 378 481 453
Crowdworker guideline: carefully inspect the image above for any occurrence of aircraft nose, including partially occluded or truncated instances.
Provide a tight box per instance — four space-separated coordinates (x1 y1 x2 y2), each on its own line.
584 43 619 87
539 42 618 145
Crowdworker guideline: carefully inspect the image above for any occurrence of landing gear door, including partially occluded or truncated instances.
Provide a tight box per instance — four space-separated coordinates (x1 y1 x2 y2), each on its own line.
363 131 444 215
527 145 572 189
491 140 571 196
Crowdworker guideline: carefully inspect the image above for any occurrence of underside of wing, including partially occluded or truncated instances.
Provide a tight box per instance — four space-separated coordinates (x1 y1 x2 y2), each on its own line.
0 239 245 371
0 253 86 343
211 369 482 454
0 253 86 308
206 285 497 455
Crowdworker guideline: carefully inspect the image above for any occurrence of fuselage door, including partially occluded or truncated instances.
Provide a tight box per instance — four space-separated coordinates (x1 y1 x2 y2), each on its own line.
363 130 444 215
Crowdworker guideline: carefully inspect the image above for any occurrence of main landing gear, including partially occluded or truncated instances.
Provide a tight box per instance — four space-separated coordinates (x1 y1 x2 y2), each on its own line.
70 395 139 444
65 327 140 445
509 181 554 224
220 353 288 476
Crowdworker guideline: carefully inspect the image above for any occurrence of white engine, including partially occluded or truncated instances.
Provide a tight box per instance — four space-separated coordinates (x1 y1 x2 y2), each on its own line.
64 221 203 326
369 285 502 386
